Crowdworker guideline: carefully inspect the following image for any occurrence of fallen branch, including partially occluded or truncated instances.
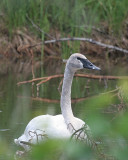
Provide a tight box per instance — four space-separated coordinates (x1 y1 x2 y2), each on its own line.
20 37 128 54
17 74 128 86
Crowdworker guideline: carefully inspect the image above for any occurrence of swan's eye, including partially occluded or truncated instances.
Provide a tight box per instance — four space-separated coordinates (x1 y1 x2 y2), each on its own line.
77 57 86 63
77 57 82 63
77 57 81 61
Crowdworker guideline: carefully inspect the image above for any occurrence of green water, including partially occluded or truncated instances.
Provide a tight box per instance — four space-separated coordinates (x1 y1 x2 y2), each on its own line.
0 61 128 158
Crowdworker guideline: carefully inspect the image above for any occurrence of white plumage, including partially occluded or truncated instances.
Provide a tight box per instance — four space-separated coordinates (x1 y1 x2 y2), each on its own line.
14 53 100 150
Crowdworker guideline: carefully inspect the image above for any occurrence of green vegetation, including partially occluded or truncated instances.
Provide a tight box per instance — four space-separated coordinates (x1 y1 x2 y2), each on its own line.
0 0 128 159
0 0 128 34
1 0 128 59
0 73 128 160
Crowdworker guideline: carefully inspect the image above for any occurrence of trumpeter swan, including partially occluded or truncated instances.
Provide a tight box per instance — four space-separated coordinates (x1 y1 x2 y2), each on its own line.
14 53 100 151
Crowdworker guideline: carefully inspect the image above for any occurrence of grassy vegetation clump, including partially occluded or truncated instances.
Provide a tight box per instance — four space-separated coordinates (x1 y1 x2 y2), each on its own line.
0 0 128 35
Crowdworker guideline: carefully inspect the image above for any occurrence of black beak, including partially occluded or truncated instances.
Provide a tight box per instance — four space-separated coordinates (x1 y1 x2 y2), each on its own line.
77 57 101 70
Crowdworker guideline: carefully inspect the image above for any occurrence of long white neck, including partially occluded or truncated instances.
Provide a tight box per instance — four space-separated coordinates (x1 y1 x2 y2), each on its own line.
61 64 75 125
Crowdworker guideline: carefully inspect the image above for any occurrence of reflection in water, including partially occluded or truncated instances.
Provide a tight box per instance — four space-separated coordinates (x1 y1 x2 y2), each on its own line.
18 86 119 104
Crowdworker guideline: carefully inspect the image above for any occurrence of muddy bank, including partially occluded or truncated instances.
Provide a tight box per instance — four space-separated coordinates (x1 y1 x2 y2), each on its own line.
0 20 128 75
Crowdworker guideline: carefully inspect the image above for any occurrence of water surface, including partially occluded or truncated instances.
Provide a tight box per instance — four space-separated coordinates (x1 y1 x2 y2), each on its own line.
0 61 127 156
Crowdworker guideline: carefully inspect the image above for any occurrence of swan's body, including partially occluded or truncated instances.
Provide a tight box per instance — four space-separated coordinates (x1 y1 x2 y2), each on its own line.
14 53 100 150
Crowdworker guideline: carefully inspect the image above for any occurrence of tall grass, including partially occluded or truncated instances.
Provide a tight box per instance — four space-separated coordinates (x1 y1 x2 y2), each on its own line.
0 0 128 58
0 0 128 34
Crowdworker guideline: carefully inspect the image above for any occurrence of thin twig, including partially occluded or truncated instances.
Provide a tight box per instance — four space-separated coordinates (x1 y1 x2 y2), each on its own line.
70 125 115 160
37 77 51 86
23 37 128 54
17 74 128 86
17 76 50 85
101 88 119 95
26 14 54 39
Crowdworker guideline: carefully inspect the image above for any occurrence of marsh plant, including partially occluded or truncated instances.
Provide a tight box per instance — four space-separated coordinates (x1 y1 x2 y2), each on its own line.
0 0 128 34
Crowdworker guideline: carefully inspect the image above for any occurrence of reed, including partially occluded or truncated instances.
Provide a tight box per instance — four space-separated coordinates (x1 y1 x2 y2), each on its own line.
0 0 128 58
0 0 128 34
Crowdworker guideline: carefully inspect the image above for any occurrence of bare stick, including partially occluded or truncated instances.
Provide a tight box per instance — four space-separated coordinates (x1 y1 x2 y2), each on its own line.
37 77 51 86
17 77 50 85
75 74 128 80
26 14 54 39
17 74 128 86
44 38 128 53
23 37 128 54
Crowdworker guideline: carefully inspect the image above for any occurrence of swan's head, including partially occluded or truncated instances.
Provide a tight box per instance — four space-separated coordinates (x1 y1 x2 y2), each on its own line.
67 53 100 71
